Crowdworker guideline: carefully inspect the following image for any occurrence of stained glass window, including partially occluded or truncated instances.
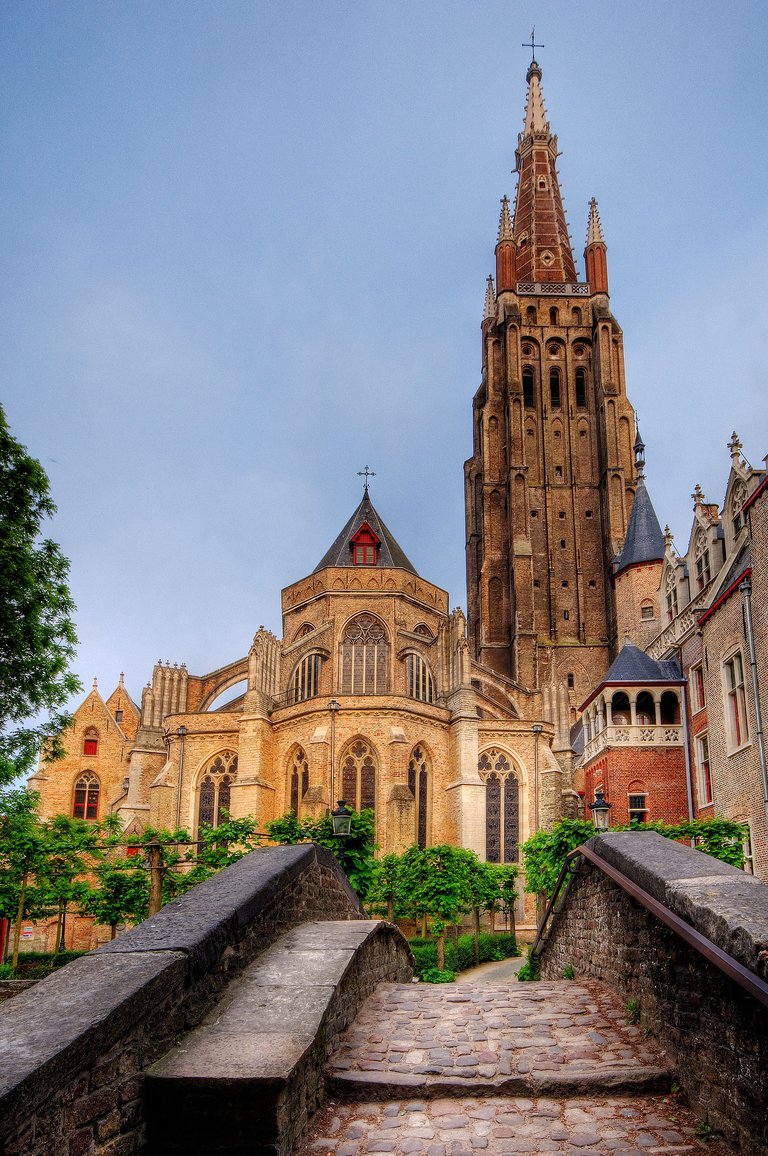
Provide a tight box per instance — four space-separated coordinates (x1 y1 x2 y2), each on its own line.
197 751 238 832
340 615 389 694
339 739 377 817
478 748 519 863
73 771 100 820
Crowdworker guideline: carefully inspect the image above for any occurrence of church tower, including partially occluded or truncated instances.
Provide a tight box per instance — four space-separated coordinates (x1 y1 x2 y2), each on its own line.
465 56 637 708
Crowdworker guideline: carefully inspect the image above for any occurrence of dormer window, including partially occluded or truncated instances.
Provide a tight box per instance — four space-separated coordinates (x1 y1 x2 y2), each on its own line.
350 522 380 566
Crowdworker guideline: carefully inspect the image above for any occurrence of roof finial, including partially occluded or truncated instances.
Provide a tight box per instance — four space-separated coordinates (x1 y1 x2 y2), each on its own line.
92 676 98 691
357 465 376 495
633 424 646 479
691 484 705 507
522 25 544 65
483 274 496 319
497 196 513 242
586 197 605 247
728 431 742 461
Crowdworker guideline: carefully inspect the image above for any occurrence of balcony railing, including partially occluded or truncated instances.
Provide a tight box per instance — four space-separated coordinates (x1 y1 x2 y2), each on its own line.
516 281 591 296
583 723 684 761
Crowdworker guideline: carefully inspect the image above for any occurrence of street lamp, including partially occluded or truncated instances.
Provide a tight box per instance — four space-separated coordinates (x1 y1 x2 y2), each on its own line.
331 799 352 837
532 723 543 833
589 786 612 831
328 700 341 811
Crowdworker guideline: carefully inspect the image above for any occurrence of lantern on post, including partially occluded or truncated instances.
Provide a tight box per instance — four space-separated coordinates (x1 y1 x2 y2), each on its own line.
331 799 352 837
588 786 612 830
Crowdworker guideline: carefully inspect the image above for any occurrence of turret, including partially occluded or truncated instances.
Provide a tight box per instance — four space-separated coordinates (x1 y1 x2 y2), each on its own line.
584 197 608 294
495 196 516 292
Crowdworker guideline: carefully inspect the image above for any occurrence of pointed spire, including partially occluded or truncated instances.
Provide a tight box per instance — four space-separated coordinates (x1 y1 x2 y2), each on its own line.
497 196 513 242
586 197 605 246
523 60 549 134
483 275 496 319
512 62 576 283
614 439 665 577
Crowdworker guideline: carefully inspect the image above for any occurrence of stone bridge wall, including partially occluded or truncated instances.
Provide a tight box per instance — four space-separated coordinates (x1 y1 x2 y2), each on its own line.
0 843 400 1156
539 832 768 1156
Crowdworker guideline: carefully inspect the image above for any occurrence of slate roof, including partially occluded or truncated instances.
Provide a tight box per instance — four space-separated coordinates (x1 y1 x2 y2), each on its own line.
579 642 682 712
603 642 682 685
313 492 419 575
614 477 665 576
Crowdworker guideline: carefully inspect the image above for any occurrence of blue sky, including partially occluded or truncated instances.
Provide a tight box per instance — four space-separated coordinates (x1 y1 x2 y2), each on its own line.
2 1 766 709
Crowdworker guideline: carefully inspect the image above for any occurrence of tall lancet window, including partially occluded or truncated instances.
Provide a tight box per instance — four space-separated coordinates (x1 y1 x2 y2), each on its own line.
478 748 519 863
289 746 309 816
198 752 238 831
340 614 389 694
407 745 430 848
340 739 377 816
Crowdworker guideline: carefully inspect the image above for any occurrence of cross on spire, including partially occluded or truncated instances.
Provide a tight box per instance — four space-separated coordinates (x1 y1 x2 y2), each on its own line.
358 465 376 494
522 26 544 61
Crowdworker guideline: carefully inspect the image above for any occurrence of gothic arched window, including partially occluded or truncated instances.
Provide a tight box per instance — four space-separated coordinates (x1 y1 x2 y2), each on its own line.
83 727 98 757
408 745 430 848
73 771 100 820
549 368 561 409
478 748 519 863
289 652 322 704
575 368 587 408
340 739 377 815
288 746 309 816
340 614 389 695
406 653 434 703
694 531 711 590
522 367 535 409
197 751 238 830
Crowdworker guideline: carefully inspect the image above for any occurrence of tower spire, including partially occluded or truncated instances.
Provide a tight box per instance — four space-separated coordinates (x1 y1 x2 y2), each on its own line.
483 275 496 319
584 197 609 294
511 61 576 283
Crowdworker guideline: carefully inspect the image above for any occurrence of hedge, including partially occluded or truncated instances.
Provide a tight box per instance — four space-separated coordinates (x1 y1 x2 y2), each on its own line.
409 932 518 979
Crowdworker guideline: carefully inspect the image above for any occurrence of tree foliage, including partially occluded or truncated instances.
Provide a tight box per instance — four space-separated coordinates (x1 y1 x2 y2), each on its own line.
0 406 81 783
265 808 377 898
521 816 749 899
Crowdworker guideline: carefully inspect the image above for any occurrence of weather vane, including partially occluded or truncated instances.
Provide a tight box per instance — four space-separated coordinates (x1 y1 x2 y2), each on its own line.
358 466 376 493
522 26 544 61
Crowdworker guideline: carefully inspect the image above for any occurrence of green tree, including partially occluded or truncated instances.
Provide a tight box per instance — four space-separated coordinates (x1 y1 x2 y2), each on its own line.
521 816 749 901
0 406 81 784
398 845 471 970
33 814 104 952
265 808 377 899
0 787 47 968
366 853 405 921
81 859 149 939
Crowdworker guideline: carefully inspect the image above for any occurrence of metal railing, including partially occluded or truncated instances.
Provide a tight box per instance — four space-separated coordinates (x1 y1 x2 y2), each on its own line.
530 845 768 1009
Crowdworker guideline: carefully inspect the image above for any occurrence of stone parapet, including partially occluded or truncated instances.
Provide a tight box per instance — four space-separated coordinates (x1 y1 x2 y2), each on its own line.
539 833 768 1155
0 844 366 1155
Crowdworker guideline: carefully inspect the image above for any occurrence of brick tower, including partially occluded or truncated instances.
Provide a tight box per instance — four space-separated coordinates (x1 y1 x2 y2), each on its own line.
465 56 637 709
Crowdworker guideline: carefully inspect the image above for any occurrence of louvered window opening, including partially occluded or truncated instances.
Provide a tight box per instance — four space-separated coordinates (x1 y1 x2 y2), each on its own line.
479 749 519 863
406 653 434 703
340 615 389 695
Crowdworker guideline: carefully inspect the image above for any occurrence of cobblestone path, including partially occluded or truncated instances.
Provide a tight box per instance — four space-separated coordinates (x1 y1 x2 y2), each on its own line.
295 979 736 1156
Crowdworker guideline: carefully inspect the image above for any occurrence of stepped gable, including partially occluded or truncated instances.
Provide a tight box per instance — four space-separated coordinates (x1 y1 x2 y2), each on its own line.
313 490 419 575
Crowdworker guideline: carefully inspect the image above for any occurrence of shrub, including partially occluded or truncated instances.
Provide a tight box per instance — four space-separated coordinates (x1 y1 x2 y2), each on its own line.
421 967 456 984
409 931 518 979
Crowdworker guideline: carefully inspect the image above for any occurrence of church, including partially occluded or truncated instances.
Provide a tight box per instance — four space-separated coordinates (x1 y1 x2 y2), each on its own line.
29 55 768 950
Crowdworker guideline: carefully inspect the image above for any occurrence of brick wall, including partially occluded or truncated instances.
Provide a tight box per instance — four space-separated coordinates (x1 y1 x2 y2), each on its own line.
539 832 768 1156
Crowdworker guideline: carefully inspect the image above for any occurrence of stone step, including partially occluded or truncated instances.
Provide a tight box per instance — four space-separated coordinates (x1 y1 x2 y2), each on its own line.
325 980 673 1104
294 1093 735 1156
